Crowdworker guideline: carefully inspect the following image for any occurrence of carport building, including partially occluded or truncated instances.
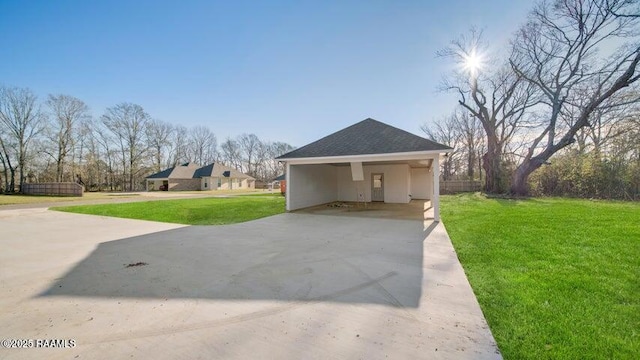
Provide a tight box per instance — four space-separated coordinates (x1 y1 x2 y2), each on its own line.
276 118 452 221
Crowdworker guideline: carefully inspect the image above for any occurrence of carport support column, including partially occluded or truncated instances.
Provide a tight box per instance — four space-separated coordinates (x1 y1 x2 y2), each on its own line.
433 154 440 222
285 162 291 211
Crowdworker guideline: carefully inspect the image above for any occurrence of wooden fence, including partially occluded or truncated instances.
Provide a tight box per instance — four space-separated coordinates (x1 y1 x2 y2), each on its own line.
440 180 481 194
22 182 84 197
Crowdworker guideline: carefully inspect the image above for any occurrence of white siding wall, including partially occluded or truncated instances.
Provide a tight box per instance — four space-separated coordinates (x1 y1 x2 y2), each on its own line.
288 164 338 210
410 167 432 200
220 178 231 190
336 164 410 203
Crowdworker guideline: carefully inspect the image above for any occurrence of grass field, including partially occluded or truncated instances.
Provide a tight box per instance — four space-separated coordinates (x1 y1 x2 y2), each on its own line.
441 193 639 359
53 193 285 225
0 189 265 206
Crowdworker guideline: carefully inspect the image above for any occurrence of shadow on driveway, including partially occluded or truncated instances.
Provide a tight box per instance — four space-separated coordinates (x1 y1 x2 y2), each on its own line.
40 214 435 308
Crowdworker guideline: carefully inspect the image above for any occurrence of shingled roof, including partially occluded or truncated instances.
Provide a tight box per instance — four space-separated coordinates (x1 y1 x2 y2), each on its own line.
194 163 254 179
276 118 451 159
146 166 176 179
146 162 254 180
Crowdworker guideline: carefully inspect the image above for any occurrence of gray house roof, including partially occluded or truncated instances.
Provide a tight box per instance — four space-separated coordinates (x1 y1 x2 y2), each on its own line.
276 118 452 159
146 162 254 180
146 166 175 179
194 163 254 180
171 163 201 179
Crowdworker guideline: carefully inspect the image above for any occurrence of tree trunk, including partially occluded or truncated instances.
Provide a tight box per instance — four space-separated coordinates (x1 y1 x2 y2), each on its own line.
156 146 162 172
483 131 504 193
129 166 134 192
0 143 16 193
467 151 475 180
510 156 546 196
18 146 26 193
0 161 9 192
56 159 63 182
8 167 16 193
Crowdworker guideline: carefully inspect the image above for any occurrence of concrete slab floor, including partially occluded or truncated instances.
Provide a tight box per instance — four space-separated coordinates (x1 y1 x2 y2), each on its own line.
0 208 501 359
297 200 434 221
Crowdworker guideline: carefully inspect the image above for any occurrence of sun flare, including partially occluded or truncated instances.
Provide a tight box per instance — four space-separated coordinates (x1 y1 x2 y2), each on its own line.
463 49 483 75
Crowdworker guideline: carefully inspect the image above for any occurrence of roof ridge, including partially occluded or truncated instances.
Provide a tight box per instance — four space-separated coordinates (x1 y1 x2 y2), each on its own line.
276 118 451 159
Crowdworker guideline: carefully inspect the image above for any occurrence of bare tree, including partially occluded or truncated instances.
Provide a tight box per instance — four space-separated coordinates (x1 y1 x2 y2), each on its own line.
440 29 539 192
452 111 485 179
167 125 188 167
220 137 243 170
78 119 104 191
237 133 261 176
421 116 463 180
146 119 173 172
0 86 45 192
572 91 640 153
44 94 90 182
0 127 16 192
264 141 294 180
509 0 640 195
187 125 217 165
92 121 118 191
101 103 150 191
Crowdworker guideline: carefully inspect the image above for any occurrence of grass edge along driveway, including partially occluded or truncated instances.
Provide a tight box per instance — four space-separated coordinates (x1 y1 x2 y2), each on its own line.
441 193 639 360
52 194 285 225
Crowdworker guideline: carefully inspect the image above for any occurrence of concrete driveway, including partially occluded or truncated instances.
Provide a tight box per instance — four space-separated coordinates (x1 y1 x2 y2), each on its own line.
0 208 500 359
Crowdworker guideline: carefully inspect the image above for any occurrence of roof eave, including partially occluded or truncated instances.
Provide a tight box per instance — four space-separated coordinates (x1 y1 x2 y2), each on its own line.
278 149 450 165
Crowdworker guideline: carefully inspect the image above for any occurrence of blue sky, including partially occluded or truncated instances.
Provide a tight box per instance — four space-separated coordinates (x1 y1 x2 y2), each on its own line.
0 0 531 147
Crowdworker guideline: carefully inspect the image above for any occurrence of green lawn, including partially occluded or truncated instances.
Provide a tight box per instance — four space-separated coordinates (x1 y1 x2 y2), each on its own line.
53 194 285 225
441 193 639 359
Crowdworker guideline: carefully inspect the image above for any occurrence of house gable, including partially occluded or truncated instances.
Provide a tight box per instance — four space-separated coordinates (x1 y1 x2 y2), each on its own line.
277 118 451 160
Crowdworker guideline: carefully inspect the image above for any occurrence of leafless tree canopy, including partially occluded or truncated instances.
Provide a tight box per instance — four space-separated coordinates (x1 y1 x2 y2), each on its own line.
437 0 640 198
439 29 539 193
187 125 217 166
100 103 151 191
0 86 45 191
508 0 640 194
146 119 173 173
44 94 90 182
0 88 294 193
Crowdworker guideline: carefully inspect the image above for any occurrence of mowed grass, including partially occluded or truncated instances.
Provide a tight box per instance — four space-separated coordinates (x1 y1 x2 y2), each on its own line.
0 189 265 206
53 194 285 225
441 193 639 359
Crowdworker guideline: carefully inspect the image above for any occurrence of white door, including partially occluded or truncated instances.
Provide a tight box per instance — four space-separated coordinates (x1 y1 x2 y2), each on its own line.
371 173 384 202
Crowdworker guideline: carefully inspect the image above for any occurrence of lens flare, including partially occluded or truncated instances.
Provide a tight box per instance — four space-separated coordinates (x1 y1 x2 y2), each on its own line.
463 49 483 76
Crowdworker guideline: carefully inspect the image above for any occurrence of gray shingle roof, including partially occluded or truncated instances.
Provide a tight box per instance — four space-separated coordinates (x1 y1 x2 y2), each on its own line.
146 166 175 179
146 162 255 180
193 163 214 179
194 163 255 180
276 118 452 159
170 163 200 179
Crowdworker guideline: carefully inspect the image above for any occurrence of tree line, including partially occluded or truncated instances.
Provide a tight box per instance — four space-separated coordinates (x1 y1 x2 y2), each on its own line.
423 0 639 200
0 88 294 192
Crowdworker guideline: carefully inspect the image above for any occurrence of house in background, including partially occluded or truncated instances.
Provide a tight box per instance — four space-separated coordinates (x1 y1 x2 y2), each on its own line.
276 118 451 220
273 174 286 195
146 162 255 191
